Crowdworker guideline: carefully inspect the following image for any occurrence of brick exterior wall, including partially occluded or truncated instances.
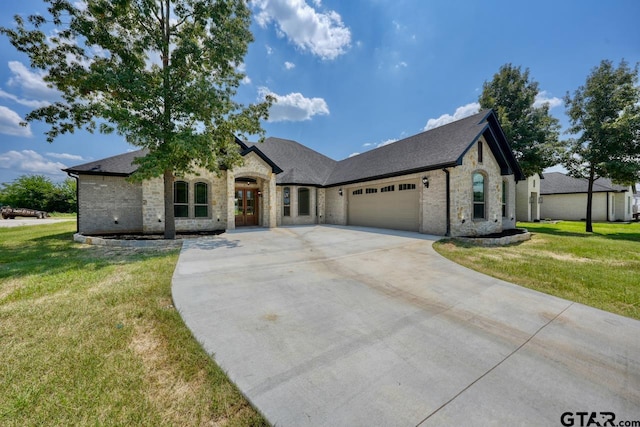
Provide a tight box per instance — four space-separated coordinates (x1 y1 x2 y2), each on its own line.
77 175 143 234
276 185 319 226
323 186 346 225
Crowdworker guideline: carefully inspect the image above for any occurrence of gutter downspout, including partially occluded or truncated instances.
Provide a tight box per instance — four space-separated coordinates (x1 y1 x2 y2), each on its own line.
443 168 451 236
606 191 610 222
66 172 79 234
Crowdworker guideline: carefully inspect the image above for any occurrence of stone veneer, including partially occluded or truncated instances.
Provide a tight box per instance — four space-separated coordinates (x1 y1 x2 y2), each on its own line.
448 136 515 237
141 170 228 234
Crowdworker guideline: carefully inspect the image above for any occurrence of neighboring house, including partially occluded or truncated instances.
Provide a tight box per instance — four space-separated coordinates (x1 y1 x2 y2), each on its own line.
515 173 543 222
63 110 524 237
517 172 634 222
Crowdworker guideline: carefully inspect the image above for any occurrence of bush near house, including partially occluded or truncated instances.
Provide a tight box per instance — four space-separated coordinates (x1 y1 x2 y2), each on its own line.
0 222 266 426
434 221 640 320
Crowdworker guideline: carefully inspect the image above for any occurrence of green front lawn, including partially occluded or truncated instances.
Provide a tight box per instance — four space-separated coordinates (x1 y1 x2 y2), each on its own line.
0 222 266 426
434 221 640 320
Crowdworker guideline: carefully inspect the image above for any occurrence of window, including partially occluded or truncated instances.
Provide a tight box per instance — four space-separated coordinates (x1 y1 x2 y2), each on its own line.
399 183 416 191
194 182 208 217
473 173 485 219
298 188 310 216
366 188 377 194
502 181 507 218
478 141 483 163
352 189 363 195
381 185 395 192
283 187 291 216
174 181 189 218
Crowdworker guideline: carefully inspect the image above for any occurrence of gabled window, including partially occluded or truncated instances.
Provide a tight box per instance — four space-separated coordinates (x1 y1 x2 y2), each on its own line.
298 188 310 216
174 181 189 218
283 187 291 216
194 182 208 217
473 173 486 220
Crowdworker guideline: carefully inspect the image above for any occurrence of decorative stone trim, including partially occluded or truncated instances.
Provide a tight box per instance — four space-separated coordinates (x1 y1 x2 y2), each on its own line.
73 233 183 249
455 229 531 246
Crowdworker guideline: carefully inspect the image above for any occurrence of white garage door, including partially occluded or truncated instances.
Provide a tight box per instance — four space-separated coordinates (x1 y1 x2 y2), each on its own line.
347 181 420 231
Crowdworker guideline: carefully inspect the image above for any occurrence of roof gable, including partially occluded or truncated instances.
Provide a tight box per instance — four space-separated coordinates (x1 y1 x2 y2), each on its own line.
325 110 524 186
245 137 337 186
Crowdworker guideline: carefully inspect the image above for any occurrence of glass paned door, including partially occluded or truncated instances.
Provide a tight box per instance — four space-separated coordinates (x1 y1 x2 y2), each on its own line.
234 188 258 226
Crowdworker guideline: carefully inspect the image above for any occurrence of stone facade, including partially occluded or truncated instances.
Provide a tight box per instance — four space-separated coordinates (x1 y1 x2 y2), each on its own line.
276 185 320 226
141 170 228 234
448 137 515 237
77 175 143 234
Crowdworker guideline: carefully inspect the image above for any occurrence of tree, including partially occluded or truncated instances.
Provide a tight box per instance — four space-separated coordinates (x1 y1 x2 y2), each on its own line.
479 64 562 177
1 0 272 238
0 175 57 211
48 178 77 213
564 59 640 232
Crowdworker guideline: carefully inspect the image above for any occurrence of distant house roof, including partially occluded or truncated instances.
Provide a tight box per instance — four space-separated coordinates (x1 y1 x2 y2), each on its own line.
63 109 525 185
540 172 630 194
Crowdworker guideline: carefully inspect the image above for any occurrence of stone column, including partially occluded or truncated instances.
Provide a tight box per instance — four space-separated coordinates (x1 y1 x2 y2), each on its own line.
226 170 235 230
268 173 277 228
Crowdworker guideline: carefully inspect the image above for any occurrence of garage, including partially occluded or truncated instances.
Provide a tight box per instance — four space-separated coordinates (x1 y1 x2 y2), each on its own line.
347 180 420 231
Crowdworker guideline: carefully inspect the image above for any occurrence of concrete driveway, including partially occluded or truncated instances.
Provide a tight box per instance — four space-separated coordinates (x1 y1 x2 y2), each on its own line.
172 226 640 426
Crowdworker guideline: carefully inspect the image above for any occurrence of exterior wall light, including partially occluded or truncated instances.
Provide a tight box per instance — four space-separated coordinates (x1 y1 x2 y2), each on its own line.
538 196 543 204
338 188 343 196
422 176 429 188
114 217 119 224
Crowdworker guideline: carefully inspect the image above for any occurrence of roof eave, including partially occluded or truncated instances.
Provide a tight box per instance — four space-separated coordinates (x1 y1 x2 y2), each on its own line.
324 161 459 188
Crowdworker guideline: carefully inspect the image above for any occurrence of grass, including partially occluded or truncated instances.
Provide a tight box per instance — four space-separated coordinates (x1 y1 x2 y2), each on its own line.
433 221 640 320
0 222 266 426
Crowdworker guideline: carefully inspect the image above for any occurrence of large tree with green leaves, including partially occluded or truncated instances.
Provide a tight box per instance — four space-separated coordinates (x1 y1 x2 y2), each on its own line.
0 175 76 213
479 64 562 177
1 0 271 238
564 59 640 232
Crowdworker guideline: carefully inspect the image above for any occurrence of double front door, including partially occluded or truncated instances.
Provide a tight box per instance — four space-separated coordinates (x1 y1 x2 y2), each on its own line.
235 188 258 226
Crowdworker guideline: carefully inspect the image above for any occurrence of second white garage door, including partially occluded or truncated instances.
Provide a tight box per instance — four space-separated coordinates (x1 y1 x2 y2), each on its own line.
347 181 420 231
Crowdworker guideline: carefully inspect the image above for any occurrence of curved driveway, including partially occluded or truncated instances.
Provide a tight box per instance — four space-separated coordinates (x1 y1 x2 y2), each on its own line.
172 225 640 426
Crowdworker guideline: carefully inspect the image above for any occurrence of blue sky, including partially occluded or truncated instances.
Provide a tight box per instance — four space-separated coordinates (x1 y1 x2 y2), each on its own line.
0 0 639 184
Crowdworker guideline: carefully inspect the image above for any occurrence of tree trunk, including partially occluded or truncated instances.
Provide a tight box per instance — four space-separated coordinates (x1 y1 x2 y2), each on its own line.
163 168 176 239
585 167 595 233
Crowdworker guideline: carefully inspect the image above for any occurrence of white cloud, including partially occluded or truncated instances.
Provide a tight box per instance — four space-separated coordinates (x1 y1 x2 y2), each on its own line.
7 61 59 101
348 152 360 158
423 102 480 131
0 89 50 109
253 0 351 60
46 152 85 161
284 61 296 70
395 61 408 69
0 106 32 137
376 138 397 148
259 87 329 122
0 150 67 176
534 91 562 109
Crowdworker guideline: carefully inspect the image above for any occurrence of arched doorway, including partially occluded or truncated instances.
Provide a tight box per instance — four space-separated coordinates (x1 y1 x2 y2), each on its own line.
234 177 260 226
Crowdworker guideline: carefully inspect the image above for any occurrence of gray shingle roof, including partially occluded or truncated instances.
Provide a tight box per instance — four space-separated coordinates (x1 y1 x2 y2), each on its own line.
246 137 337 186
325 110 510 186
62 110 524 186
63 149 148 176
540 172 629 194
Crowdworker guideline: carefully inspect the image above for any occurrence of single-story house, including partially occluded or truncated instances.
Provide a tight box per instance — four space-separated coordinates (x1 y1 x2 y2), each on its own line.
63 109 525 237
516 172 635 222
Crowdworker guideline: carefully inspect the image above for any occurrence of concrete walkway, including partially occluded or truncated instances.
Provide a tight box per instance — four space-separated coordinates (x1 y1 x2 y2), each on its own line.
172 225 640 426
